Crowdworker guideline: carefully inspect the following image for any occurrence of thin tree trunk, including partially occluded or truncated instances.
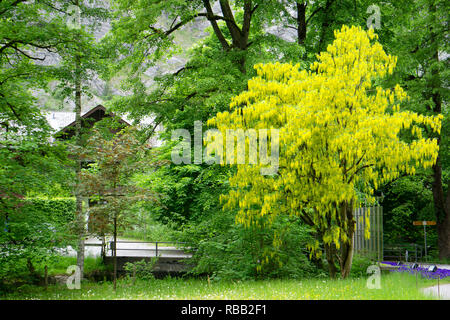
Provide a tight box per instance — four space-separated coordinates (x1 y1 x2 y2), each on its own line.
432 155 449 258
437 208 450 259
324 242 338 278
340 238 354 278
73 0 85 279
339 202 355 278
202 0 230 51
26 258 36 277
44 265 48 290
296 2 307 46
113 215 117 291
433 156 450 259
74 45 85 280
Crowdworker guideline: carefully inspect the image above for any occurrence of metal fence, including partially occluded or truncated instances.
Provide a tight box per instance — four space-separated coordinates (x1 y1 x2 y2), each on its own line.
353 205 383 261
106 240 188 257
383 243 424 262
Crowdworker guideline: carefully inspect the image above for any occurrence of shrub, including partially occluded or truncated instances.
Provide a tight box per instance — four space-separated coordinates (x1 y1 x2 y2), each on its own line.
21 198 76 228
349 254 376 278
178 210 323 281
0 198 76 289
124 258 159 281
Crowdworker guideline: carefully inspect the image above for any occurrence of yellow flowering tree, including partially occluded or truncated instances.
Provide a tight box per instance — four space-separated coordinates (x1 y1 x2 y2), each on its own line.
207 25 443 278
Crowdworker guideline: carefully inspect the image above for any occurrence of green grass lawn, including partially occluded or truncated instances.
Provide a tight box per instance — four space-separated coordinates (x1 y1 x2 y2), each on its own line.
1 273 441 300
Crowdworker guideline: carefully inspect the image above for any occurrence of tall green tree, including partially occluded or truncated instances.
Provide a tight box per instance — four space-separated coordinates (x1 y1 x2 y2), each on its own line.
103 0 310 128
49 0 109 278
0 0 80 284
381 0 449 258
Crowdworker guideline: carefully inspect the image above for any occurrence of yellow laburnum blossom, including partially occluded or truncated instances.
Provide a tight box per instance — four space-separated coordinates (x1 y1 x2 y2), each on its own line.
207 25 442 258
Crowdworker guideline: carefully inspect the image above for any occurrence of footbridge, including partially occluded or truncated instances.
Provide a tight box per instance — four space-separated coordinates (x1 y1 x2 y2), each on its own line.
86 239 194 273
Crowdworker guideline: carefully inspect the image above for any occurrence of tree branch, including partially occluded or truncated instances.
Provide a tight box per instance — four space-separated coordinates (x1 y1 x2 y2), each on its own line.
0 72 30 86
306 3 327 24
0 92 22 121
11 45 46 61
348 163 375 183
285 25 299 31
0 0 27 16
241 0 253 47
202 0 230 50
218 0 242 47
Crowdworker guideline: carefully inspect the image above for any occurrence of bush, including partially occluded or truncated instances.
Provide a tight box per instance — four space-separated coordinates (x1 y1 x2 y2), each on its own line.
178 210 323 281
124 258 159 281
120 213 177 242
381 175 437 247
0 198 77 288
21 198 76 228
349 254 376 278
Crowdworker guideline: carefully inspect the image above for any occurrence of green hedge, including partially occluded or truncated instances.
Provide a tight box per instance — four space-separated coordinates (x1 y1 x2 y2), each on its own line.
0 198 77 288
21 198 76 227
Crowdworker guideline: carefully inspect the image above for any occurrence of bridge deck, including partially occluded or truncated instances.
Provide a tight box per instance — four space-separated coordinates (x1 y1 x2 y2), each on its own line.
85 238 193 272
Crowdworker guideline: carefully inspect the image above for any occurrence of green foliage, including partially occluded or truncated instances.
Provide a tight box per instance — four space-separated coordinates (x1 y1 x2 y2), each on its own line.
123 258 159 281
1 0 448 290
0 199 77 286
382 175 437 246
105 2 312 137
0 116 74 286
178 208 322 281
120 211 177 242
33 256 107 278
379 0 449 257
21 198 76 229
0 0 108 287
0 255 108 294
349 254 376 278
135 160 231 226
77 126 161 236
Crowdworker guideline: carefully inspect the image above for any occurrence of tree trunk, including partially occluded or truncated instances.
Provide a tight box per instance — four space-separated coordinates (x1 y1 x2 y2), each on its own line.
202 0 230 51
296 2 307 46
437 211 450 259
211 0 254 74
339 202 355 278
324 242 338 278
433 157 450 259
113 215 117 291
26 258 36 277
74 46 85 279
44 265 48 290
219 0 243 48
340 239 354 278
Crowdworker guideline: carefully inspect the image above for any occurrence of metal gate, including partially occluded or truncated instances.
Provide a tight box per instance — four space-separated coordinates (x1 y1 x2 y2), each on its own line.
353 205 383 261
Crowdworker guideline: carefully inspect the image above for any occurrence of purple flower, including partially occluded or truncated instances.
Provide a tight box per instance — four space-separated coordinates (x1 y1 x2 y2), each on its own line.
381 261 450 279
